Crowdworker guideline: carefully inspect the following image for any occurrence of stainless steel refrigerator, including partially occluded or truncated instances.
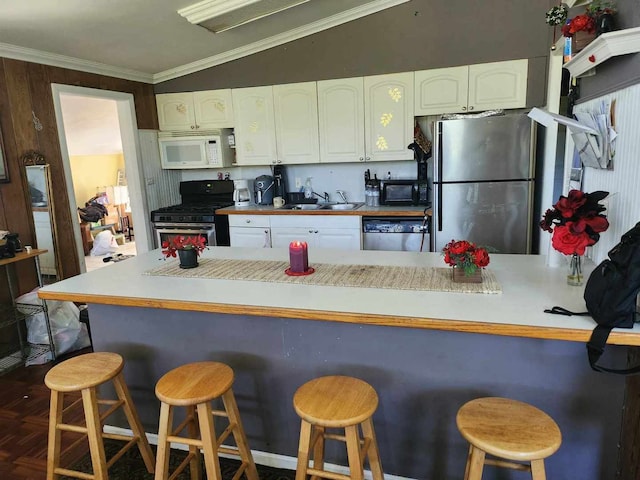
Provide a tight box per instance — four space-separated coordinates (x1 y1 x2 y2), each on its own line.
432 114 535 254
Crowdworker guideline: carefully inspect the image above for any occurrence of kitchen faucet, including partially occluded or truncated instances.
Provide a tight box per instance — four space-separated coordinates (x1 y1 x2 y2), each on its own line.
336 190 348 203
312 191 330 203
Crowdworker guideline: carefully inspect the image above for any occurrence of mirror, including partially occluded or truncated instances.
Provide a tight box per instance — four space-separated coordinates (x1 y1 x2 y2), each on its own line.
22 151 60 281
0 125 8 183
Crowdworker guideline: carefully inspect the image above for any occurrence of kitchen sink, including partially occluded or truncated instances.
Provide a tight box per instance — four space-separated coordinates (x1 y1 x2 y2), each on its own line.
282 203 323 210
321 202 364 210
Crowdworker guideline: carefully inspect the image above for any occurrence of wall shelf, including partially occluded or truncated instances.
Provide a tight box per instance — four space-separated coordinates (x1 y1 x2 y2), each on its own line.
564 26 640 78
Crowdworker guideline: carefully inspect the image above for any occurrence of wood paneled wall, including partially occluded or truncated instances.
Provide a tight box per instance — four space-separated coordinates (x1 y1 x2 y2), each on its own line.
0 58 157 295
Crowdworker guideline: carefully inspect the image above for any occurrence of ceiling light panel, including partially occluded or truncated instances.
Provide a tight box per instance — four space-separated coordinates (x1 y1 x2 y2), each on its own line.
179 0 311 33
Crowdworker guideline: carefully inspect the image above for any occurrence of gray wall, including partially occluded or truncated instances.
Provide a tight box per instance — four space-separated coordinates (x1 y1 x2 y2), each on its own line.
576 0 640 102
90 304 625 480
155 0 552 106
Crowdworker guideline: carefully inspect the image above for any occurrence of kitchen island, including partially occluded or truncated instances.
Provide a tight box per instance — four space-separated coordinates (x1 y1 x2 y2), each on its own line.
39 248 633 480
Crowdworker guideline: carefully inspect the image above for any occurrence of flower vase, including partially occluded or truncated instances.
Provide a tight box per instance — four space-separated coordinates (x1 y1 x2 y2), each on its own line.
567 253 583 286
452 267 482 284
178 248 198 269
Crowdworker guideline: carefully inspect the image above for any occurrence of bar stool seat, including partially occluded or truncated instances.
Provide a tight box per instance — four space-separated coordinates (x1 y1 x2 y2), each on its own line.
45 352 155 480
293 375 384 480
154 361 258 480
456 397 562 480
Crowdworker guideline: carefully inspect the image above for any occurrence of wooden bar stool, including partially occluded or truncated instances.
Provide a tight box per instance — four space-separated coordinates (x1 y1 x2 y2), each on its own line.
154 361 259 480
456 397 562 480
45 352 155 480
293 375 384 480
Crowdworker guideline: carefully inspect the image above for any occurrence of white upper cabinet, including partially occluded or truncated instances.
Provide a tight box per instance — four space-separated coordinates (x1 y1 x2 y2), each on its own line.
414 59 528 115
232 86 277 166
156 90 234 131
273 82 320 165
317 77 366 163
364 72 414 162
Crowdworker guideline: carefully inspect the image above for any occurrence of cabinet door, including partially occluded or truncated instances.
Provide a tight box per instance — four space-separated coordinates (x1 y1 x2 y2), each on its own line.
364 72 414 162
232 86 277 165
156 93 196 131
230 227 271 248
315 228 362 250
468 59 528 112
317 77 365 163
273 82 320 165
270 227 314 248
193 89 234 128
414 66 468 115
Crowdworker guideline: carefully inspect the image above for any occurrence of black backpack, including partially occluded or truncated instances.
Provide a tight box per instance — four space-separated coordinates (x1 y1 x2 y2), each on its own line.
584 222 640 374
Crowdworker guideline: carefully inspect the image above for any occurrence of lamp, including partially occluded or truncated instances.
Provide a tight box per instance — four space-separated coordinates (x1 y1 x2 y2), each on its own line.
178 0 310 34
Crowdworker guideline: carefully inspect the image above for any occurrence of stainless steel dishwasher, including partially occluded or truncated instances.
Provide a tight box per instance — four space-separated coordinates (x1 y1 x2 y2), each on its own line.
362 216 430 252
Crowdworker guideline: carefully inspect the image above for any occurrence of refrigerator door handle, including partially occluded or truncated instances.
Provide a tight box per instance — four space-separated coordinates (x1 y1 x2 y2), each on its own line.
435 122 443 232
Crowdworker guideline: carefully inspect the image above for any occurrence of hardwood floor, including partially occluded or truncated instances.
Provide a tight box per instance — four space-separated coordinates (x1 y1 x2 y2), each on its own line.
0 348 92 479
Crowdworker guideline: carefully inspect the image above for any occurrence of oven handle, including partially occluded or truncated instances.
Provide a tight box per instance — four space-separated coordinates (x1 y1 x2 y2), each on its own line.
153 224 215 230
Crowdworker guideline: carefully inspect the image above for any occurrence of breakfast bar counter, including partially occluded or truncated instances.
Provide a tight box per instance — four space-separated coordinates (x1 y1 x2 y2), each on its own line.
38 248 633 479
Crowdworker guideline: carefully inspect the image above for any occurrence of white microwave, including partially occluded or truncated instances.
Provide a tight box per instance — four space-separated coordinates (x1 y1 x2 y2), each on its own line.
158 129 234 169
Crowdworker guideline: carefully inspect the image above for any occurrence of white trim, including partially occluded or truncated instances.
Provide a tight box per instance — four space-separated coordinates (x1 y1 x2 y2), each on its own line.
103 424 415 480
564 27 640 78
0 42 153 83
153 0 410 83
50 84 153 272
179 0 264 23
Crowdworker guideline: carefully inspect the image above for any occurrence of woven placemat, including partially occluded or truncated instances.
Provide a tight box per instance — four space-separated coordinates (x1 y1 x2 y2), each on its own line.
144 258 501 294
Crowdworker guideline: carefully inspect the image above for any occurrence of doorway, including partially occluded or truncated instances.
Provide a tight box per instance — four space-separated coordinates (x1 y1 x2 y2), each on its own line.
51 85 152 272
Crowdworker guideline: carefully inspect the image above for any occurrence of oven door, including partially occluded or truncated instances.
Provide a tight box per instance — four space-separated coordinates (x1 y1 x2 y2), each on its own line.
153 223 217 249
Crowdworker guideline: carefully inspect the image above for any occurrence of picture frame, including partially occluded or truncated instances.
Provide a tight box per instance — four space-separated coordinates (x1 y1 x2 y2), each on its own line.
0 126 8 183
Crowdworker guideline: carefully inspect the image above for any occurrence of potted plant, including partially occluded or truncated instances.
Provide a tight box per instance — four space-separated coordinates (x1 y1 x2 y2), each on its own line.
442 240 490 283
540 189 609 285
162 235 206 269
586 0 617 35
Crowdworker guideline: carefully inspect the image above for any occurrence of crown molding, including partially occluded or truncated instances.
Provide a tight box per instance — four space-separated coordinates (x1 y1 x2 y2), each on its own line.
153 0 409 83
179 0 263 24
0 42 153 83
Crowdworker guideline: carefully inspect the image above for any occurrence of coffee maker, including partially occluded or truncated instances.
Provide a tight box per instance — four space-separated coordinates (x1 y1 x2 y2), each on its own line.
272 165 287 200
254 175 274 205
233 179 252 206
409 142 431 205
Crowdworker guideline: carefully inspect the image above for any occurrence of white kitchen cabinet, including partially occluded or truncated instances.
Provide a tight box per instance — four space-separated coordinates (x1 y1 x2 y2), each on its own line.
414 59 528 115
364 72 414 162
229 215 271 248
232 86 278 165
318 77 365 163
273 82 320 165
318 73 413 163
156 90 234 131
270 215 361 250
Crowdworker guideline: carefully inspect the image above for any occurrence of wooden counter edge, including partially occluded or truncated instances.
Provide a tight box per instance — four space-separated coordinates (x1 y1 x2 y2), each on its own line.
217 208 432 217
37 290 639 346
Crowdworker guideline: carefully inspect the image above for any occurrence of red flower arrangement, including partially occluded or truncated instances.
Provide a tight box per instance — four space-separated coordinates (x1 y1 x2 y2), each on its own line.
561 14 596 37
442 240 490 276
162 235 207 258
540 190 609 255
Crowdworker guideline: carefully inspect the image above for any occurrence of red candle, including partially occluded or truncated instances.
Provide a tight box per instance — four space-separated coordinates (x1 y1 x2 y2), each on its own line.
289 241 308 273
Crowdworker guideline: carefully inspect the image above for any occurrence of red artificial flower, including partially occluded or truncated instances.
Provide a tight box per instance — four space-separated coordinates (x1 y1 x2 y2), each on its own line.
473 248 490 268
554 190 587 218
442 239 490 275
562 14 596 37
551 224 595 256
162 235 207 259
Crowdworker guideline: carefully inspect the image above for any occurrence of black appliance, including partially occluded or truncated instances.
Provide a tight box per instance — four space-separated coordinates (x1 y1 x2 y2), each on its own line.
272 165 287 200
6 233 22 253
380 180 420 206
409 142 431 205
150 180 234 248
254 175 275 205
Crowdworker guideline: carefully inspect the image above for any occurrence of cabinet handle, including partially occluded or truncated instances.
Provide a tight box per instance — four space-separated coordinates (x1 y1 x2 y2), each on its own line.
461 106 467 111
246 219 251 223
191 125 195 129
365 157 370 161
277 160 282 164
309 229 313 233
314 230 319 234
195 124 200 129
469 106 474 111
359 157 364 162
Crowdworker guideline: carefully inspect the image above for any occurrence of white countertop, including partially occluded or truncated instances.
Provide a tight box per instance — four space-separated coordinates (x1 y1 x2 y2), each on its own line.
38 248 640 345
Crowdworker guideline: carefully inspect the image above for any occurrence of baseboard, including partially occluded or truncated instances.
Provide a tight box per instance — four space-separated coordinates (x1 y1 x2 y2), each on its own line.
104 425 414 480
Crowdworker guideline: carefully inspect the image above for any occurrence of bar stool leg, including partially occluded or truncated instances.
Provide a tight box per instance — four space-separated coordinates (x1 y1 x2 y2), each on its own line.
187 405 203 480
531 459 547 480
198 402 223 480
466 446 485 480
82 388 108 480
361 418 383 480
345 425 363 480
46 391 63 480
112 373 155 473
155 402 174 480
463 445 473 480
311 425 325 480
222 388 259 480
295 420 313 480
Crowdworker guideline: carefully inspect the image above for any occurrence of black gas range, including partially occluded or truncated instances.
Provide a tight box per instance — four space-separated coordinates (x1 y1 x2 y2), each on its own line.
150 180 234 247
